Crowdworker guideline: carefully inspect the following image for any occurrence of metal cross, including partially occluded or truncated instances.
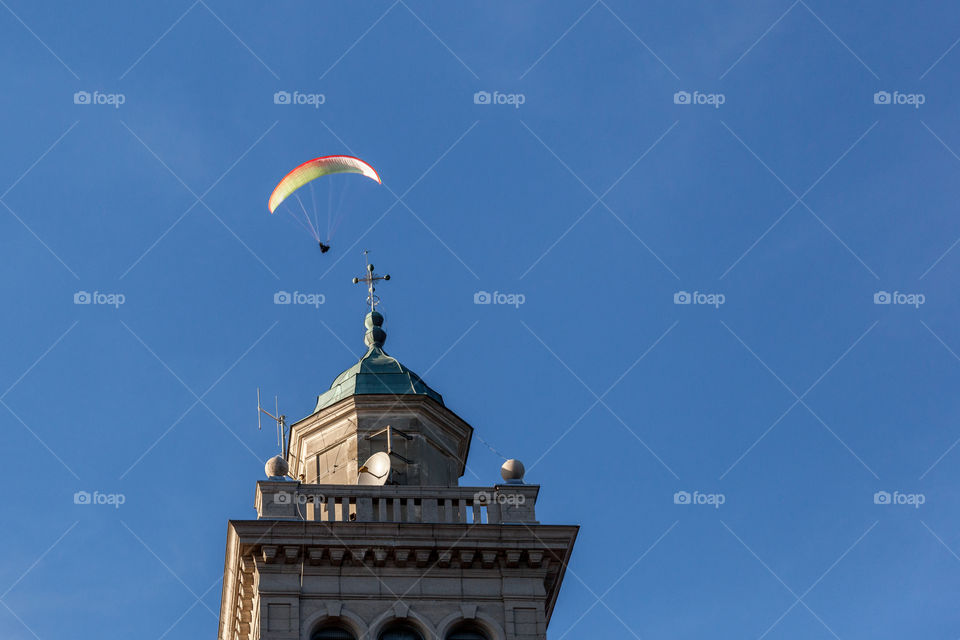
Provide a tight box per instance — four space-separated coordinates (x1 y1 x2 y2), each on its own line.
352 249 390 312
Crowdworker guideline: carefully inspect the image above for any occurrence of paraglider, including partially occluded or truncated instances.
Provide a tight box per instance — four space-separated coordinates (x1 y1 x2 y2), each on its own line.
268 155 381 254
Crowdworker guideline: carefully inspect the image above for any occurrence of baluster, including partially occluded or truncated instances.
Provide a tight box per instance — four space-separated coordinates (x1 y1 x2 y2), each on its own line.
412 499 422 522
317 495 326 521
359 495 366 521
391 498 401 522
487 499 501 524
421 497 438 522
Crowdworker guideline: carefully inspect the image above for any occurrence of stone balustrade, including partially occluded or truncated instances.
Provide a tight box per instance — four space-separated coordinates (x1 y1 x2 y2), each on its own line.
255 481 539 525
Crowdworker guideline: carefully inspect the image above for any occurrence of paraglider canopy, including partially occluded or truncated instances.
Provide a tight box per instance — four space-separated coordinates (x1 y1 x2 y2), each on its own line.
268 155 381 214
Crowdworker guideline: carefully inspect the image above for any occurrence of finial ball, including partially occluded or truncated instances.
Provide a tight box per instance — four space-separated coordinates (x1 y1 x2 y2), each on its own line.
384 274 390 280
365 311 384 328
352 277 360 284
265 455 289 479
367 263 374 272
501 459 525 484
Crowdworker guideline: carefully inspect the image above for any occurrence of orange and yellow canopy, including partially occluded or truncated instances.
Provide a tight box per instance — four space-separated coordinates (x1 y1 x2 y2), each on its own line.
268 155 381 214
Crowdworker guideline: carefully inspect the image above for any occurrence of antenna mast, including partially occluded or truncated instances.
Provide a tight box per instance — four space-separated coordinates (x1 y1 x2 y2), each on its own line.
257 387 288 458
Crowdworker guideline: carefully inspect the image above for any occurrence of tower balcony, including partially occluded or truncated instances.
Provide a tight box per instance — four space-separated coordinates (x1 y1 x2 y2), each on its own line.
256 480 540 525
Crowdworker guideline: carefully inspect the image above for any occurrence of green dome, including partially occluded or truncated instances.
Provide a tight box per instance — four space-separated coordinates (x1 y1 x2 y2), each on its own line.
313 312 443 413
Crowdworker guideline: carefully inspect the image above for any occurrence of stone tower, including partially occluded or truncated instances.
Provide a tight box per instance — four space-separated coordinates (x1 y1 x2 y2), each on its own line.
217 277 578 640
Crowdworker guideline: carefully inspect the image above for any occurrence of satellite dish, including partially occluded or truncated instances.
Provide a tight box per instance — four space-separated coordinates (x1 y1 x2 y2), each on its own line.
358 451 391 485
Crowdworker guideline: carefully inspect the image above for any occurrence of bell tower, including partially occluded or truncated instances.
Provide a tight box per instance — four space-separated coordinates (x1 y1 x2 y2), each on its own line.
218 257 578 640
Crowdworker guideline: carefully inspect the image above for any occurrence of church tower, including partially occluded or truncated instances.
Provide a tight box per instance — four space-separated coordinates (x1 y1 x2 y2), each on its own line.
218 258 578 640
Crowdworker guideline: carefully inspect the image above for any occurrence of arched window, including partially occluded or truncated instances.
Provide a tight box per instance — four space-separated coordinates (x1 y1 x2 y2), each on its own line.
312 624 356 640
446 622 489 640
378 622 425 640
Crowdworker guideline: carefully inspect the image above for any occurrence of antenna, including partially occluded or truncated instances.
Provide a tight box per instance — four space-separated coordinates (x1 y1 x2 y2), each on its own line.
257 387 288 458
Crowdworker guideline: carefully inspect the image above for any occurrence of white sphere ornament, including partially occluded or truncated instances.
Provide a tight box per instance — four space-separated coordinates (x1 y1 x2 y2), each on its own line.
265 455 289 479
500 459 525 484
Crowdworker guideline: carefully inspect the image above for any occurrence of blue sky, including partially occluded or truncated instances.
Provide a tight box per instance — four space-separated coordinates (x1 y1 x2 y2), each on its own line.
1 1 960 638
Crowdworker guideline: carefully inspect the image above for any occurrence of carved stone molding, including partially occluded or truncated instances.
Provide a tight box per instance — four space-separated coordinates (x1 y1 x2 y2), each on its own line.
328 548 346 565
415 549 432 567
351 547 369 564
246 544 557 572
261 545 278 563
